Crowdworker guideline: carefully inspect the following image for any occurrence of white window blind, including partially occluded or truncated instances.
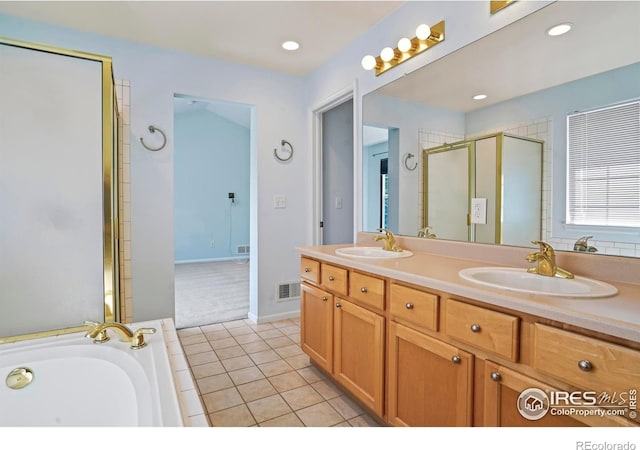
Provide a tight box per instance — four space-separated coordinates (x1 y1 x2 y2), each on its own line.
566 100 640 227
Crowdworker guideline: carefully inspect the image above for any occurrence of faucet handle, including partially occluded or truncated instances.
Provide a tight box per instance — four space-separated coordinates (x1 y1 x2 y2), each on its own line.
84 320 109 343
531 240 554 254
131 327 156 349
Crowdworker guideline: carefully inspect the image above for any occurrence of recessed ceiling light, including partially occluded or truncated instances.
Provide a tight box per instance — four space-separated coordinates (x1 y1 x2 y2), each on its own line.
282 40 300 51
546 22 573 36
473 94 487 100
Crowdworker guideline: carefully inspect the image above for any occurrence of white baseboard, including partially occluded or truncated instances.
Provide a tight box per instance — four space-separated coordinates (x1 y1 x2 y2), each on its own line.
175 256 249 264
247 309 300 324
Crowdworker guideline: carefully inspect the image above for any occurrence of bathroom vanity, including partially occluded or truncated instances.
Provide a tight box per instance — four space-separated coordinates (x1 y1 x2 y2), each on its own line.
297 235 640 427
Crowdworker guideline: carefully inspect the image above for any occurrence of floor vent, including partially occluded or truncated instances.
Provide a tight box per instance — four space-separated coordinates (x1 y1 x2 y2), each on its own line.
236 245 250 254
276 281 300 302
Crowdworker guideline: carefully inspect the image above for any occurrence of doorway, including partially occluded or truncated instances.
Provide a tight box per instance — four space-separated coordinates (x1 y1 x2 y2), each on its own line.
173 94 252 329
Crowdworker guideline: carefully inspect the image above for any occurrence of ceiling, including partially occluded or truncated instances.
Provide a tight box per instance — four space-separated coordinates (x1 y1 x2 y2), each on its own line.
0 0 404 76
375 1 640 112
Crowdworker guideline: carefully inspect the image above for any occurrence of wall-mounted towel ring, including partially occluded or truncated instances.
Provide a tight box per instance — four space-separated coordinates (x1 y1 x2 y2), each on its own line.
140 125 167 151
274 139 294 162
403 153 418 171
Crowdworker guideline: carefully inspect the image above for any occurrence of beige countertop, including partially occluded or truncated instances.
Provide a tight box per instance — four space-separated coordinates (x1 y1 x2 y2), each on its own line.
297 243 640 343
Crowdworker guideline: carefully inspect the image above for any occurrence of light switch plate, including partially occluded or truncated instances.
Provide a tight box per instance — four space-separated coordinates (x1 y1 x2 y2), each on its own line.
273 195 286 209
471 197 487 224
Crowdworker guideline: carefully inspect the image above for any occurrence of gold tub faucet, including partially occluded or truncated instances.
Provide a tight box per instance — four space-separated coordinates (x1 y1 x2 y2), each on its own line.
525 241 574 279
85 321 156 349
374 228 402 252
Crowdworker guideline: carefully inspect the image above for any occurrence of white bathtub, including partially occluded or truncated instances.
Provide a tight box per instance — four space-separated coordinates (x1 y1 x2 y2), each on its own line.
0 319 184 426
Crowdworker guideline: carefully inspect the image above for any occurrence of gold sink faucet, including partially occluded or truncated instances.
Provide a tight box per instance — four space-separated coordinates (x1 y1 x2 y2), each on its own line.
418 226 436 238
85 321 156 349
374 228 403 252
525 241 574 279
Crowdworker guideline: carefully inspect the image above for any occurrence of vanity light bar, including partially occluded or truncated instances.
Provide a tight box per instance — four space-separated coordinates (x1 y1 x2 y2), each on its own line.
363 20 445 77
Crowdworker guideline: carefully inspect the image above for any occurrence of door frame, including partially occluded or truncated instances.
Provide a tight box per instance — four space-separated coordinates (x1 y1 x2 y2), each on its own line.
309 81 359 245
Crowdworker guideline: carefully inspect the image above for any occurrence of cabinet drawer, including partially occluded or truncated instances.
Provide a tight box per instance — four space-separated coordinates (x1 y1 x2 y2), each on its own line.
444 299 519 362
321 264 348 296
300 257 320 284
349 271 385 311
533 323 640 395
389 283 438 332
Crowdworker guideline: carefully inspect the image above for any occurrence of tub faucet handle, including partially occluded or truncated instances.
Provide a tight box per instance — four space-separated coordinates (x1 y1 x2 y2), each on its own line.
132 327 156 350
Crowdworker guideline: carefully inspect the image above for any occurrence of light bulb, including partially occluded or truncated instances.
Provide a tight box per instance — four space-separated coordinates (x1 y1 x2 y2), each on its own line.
397 37 412 53
473 94 487 100
416 24 431 40
546 23 572 36
380 47 395 62
282 40 299 51
361 55 376 70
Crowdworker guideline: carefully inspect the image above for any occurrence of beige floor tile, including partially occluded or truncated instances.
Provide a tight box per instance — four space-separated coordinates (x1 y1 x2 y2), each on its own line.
183 341 213 355
348 414 380 427
284 353 310 369
280 385 324 411
210 337 238 350
177 327 204 337
279 325 300 336
288 334 301 344
264 336 296 349
201 387 244 413
223 319 247 329
240 340 271 354
227 325 255 336
259 412 304 427
221 355 255 372
196 373 234 395
200 323 225 333
204 329 231 341
329 395 364 420
274 344 304 359
179 333 208 346
215 345 247 360
234 333 263 344
270 319 297 329
297 366 325 384
186 350 219 367
257 329 284 339
248 349 281 365
311 380 342 400
332 421 351 427
268 371 308 393
258 359 294 377
247 394 292 423
296 401 344 427
209 404 256 427
237 378 277 402
190 361 226 379
228 366 265 385
248 323 275 331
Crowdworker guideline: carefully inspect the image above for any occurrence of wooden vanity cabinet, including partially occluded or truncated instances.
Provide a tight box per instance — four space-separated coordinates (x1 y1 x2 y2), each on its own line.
299 259 386 417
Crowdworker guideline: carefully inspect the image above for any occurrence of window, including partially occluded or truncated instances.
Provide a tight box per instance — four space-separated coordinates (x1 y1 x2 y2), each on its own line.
566 100 640 227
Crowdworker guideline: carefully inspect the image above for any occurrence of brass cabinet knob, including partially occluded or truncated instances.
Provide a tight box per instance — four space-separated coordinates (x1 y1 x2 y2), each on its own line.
578 360 593 372
405 303 414 310
360 287 368 293
304 267 310 273
336 303 342 308
451 355 461 364
490 372 502 382
328 275 335 281
470 324 481 333
322 296 328 302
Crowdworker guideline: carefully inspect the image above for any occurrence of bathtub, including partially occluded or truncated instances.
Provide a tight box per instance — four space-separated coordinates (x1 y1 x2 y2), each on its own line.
0 319 184 426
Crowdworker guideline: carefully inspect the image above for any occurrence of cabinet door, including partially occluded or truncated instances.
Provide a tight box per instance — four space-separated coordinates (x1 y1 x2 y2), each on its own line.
333 298 385 416
300 283 334 373
484 361 632 427
388 322 473 426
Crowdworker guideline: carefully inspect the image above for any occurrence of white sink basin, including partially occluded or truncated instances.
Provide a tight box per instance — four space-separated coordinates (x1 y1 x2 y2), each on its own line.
335 246 413 259
458 267 618 298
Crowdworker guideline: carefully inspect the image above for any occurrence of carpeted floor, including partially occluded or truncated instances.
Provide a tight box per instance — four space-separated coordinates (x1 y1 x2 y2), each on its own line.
174 259 250 329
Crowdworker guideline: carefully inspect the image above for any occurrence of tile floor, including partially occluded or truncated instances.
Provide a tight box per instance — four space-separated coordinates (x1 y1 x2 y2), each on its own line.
176 316 381 427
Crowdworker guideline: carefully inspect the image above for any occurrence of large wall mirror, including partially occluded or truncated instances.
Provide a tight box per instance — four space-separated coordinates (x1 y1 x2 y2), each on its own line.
363 1 640 257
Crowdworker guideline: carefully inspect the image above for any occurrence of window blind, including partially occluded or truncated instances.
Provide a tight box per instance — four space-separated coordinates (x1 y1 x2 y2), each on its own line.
566 100 640 227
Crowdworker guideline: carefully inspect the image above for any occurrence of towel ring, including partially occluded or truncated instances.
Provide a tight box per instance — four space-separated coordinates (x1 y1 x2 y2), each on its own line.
274 139 294 162
403 153 418 171
140 125 167 151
